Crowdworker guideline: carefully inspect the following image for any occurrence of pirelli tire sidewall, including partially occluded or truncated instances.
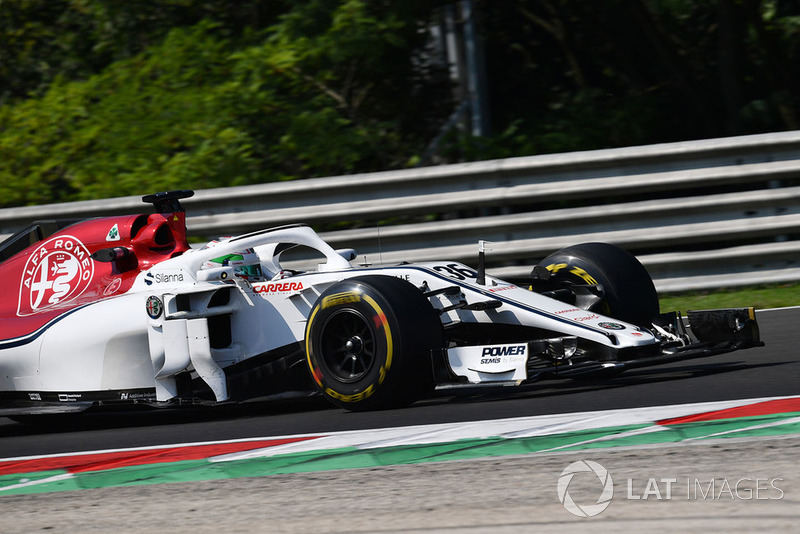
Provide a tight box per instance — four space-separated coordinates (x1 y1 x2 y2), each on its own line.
305 275 442 411
536 242 659 327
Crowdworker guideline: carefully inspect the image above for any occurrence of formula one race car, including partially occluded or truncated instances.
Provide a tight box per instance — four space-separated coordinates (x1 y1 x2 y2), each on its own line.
0 191 763 416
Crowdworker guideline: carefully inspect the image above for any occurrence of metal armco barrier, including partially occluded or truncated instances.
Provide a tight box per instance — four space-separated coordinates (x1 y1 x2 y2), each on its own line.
2 130 800 293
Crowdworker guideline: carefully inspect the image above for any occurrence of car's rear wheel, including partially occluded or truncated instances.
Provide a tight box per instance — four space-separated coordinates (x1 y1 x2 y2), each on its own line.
305 276 443 411
533 242 659 327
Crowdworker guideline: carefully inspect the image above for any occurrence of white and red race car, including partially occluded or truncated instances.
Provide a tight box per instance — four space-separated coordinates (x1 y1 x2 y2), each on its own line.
0 191 762 416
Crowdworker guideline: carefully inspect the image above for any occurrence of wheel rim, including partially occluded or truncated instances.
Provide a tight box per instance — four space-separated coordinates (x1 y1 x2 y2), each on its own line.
319 309 377 383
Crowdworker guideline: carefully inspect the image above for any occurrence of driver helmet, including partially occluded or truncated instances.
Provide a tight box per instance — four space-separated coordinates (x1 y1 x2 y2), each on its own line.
201 238 263 281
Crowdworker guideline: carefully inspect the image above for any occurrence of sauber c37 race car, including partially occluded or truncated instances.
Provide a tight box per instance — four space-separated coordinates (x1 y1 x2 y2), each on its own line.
0 191 763 416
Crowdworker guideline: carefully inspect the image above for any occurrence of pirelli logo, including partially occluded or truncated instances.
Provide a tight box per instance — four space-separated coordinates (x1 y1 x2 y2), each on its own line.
321 291 361 309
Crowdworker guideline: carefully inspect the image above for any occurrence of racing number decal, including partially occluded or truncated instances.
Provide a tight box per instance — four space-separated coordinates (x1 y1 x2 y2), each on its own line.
433 263 477 281
546 263 598 285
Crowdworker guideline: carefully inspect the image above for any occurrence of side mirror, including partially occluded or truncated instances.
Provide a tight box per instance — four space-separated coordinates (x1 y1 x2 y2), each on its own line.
92 246 132 262
335 248 357 261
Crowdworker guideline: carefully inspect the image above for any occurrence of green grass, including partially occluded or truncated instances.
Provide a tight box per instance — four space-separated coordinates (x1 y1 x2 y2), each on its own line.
658 282 800 313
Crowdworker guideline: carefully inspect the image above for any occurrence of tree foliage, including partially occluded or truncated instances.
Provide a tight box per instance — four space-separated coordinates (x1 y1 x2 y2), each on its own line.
0 0 451 206
461 0 800 159
0 0 798 207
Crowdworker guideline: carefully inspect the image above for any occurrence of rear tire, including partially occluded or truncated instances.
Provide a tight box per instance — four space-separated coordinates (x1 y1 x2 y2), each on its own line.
305 276 443 411
534 242 659 327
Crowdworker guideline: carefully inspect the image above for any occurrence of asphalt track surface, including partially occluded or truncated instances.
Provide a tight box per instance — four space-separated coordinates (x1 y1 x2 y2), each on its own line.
1 307 798 458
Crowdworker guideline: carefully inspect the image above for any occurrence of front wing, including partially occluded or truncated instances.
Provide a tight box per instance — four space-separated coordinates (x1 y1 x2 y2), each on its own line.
434 307 762 389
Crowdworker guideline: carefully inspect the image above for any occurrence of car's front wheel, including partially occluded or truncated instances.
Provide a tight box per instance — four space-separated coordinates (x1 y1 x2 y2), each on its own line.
305 276 443 411
533 242 659 327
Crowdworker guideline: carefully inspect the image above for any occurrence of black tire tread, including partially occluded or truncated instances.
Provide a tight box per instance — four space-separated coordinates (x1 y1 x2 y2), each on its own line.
536 242 659 326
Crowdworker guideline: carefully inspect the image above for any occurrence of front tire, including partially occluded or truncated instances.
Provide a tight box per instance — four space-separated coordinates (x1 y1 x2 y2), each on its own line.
305 276 443 411
534 242 659 327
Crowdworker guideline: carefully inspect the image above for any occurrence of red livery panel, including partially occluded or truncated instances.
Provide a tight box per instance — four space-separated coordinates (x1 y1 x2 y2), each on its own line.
0 212 190 340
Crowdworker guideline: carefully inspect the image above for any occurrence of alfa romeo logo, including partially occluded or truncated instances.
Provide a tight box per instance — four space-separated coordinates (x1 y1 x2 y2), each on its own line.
557 460 614 517
17 235 94 316
146 296 164 319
